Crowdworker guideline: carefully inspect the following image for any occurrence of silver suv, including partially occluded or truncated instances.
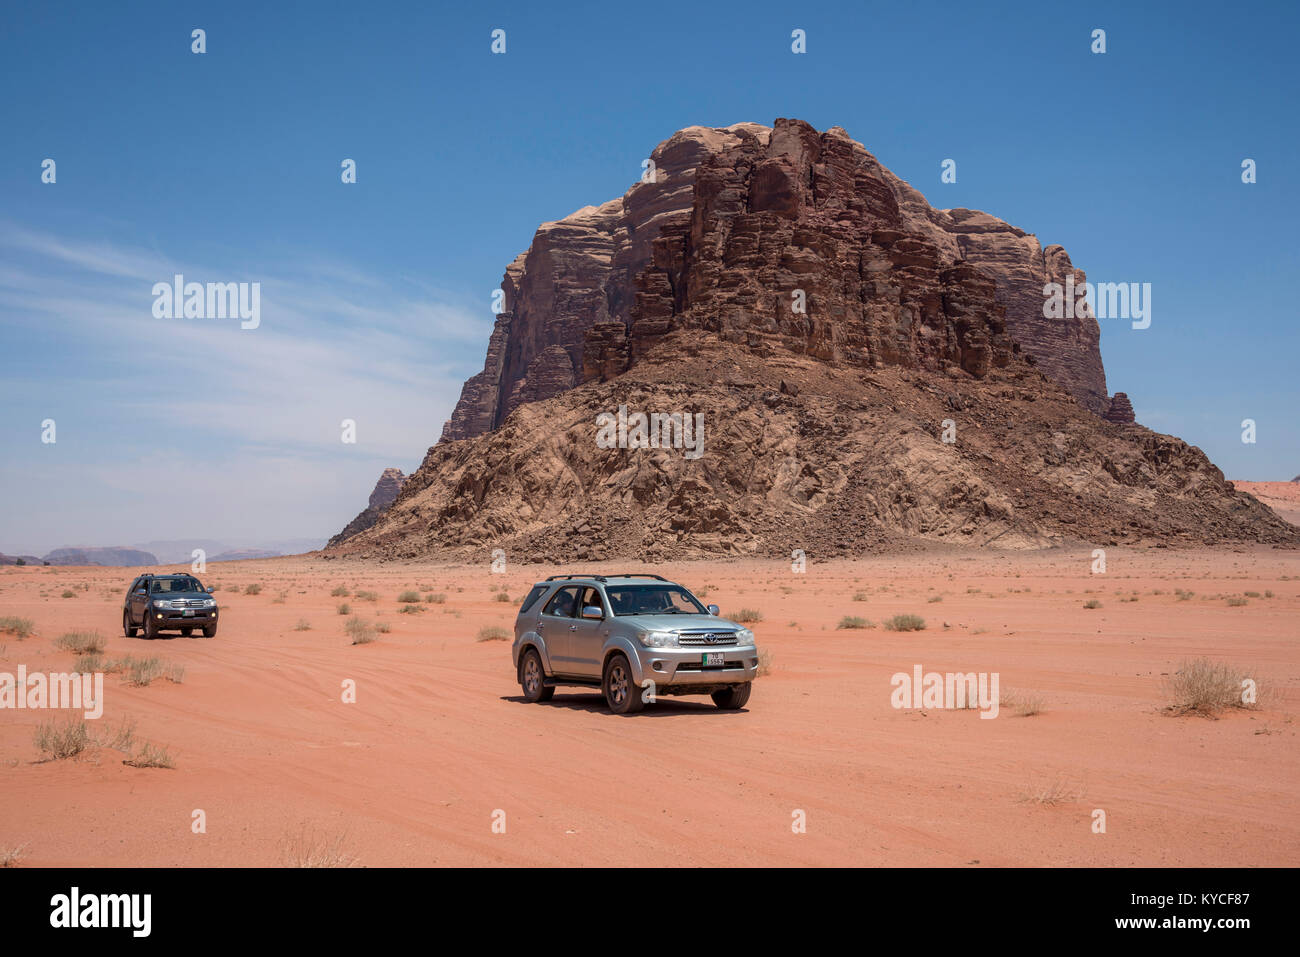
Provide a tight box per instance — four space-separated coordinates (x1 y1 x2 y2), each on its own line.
511 573 759 714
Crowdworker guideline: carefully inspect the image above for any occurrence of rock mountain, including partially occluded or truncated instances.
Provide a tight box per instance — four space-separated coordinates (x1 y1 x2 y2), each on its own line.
328 119 1296 558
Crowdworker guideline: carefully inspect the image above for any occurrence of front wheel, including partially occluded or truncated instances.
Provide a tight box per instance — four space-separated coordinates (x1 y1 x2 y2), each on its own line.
201 624 217 638
603 653 644 714
711 683 752 710
143 610 158 639
519 648 552 702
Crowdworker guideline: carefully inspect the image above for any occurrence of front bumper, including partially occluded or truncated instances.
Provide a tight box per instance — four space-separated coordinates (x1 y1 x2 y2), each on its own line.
150 607 217 625
638 645 759 687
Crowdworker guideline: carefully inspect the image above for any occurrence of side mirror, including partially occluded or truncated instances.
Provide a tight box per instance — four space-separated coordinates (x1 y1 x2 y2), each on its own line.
581 605 603 620
707 604 719 616
206 585 214 593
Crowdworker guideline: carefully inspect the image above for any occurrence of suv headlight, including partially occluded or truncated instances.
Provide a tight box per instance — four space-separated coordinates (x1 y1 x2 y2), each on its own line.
637 630 677 648
153 600 176 610
736 628 754 644
202 598 216 608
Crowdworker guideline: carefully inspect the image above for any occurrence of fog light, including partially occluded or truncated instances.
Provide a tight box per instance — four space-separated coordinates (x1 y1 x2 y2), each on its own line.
156 614 162 619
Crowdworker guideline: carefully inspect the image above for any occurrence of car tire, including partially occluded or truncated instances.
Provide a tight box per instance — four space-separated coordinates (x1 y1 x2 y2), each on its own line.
122 609 138 638
603 653 644 714
711 683 752 710
181 627 193 637
519 648 552 702
143 611 158 639
201 624 217 638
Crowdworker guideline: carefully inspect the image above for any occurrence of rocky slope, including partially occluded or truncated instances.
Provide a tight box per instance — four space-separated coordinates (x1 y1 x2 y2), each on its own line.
42 547 158 566
330 119 1294 559
328 468 407 547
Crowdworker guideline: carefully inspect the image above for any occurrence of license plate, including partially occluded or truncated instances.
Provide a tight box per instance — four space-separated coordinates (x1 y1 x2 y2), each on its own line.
703 652 724 667
184 610 194 617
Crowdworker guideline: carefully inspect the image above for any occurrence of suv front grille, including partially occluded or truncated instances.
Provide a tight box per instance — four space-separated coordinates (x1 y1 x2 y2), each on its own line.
677 631 738 646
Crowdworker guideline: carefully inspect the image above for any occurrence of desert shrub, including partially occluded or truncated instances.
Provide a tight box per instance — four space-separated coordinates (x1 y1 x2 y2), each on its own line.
426 593 447 604
60 589 75 599
336 603 351 615
397 590 422 603
330 585 350 597
124 742 175 769
883 614 926 632
244 583 262 595
54 631 104 655
374 621 391 634
0 844 28 867
476 626 510 642
836 616 873 630
1226 596 1248 607
731 608 764 623
345 617 376 645
927 595 943 604
1164 658 1254 715
294 619 312 631
0 617 34 639
1083 599 1102 609
852 592 868 602
354 590 379 602
34 717 89 760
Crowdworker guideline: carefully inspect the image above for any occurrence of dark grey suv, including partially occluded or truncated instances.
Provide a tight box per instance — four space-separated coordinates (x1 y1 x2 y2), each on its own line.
123 573 218 638
512 573 759 714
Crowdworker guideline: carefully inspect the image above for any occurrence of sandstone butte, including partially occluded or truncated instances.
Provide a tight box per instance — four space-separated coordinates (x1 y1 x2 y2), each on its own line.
328 119 1298 559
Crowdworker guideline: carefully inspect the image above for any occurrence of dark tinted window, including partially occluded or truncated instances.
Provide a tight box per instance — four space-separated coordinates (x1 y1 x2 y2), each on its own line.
542 586 580 618
606 584 706 616
149 577 205 594
519 584 548 614
578 587 604 618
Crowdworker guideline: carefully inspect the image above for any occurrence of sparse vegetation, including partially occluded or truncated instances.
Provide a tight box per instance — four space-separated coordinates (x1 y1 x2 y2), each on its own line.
1019 775 1085 805
355 590 379 602
330 585 350 597
60 589 75 599
345 617 376 645
1226 596 1248 607
494 592 511 602
398 604 423 614
731 608 764 623
927 595 943 604
115 655 184 686
0 617 34 639
336 602 351 615
883 614 926 632
476 626 510 642
54 631 104 655
0 844 28 867
294 619 312 631
852 592 868 602
397 590 422 603
1083 599 1102 609
34 717 89 760
374 621 391 634
124 742 175 769
1001 690 1045 717
426 593 447 604
756 649 774 676
279 825 359 868
244 583 262 595
836 616 873 630
1163 657 1255 716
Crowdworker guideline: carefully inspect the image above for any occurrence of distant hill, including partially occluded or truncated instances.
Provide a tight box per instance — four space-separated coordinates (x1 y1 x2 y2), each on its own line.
43 546 158 566
0 552 45 566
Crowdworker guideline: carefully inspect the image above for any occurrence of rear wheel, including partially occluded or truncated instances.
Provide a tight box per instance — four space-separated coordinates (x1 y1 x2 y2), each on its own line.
519 648 552 702
122 609 138 638
603 653 644 714
711 683 752 710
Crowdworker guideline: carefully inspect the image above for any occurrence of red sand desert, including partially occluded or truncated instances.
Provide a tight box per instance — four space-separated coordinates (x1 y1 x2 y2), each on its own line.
1 548 1297 867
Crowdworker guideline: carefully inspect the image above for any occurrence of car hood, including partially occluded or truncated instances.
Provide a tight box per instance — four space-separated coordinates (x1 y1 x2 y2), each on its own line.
617 614 743 632
149 591 210 600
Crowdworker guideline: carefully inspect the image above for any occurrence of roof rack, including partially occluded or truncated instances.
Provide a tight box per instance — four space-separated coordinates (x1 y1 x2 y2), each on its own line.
545 572 668 582
546 574 605 582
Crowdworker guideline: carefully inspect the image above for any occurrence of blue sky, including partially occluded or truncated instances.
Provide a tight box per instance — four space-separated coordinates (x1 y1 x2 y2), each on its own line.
1 0 1297 553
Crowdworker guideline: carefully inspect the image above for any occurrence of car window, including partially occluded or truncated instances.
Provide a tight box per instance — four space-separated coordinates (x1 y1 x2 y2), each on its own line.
606 584 706 616
518 584 548 614
542 586 580 618
578 587 604 618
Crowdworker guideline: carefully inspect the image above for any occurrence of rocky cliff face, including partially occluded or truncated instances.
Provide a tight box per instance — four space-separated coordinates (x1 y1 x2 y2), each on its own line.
441 119 1109 442
1103 392 1136 424
327 468 407 547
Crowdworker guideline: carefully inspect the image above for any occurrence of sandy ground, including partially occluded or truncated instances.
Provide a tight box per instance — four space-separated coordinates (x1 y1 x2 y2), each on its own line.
1236 481 1300 528
1 548 1298 867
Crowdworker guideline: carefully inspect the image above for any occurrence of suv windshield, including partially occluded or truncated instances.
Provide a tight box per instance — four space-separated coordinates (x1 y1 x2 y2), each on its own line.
149 577 205 594
606 584 706 616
